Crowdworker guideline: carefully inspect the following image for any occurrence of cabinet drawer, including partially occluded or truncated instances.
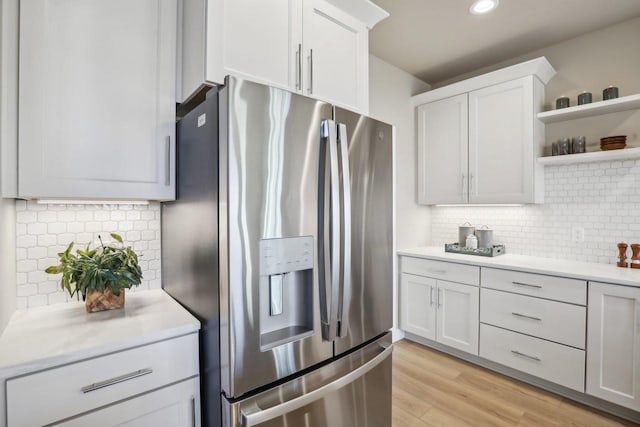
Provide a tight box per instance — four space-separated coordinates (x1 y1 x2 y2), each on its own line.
7 333 199 427
480 324 585 392
480 289 586 349
401 257 479 286
481 267 586 305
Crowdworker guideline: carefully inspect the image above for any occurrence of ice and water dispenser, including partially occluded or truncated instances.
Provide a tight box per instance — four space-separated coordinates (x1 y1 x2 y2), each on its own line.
259 236 314 351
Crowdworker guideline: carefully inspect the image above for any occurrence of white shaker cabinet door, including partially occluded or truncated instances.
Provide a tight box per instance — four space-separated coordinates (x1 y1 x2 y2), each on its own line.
303 0 368 113
586 282 640 411
214 0 302 91
400 273 437 340
468 76 538 204
436 280 479 355
19 0 176 200
417 94 469 205
57 378 201 427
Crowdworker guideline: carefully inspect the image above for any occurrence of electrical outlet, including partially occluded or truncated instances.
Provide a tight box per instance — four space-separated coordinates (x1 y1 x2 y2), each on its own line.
571 226 585 243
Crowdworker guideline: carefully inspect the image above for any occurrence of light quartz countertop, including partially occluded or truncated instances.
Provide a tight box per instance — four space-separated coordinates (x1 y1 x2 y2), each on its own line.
0 289 200 379
398 247 640 288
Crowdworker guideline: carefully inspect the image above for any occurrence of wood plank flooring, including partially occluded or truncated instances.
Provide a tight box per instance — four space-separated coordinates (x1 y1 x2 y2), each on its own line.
392 340 639 427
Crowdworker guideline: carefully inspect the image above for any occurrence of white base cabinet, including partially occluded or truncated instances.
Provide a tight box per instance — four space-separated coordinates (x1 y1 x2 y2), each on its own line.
400 259 480 356
18 0 177 201
587 282 640 411
58 378 200 427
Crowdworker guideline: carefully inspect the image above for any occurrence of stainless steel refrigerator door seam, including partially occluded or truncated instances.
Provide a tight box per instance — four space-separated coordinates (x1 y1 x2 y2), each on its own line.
239 343 393 426
320 119 341 342
337 123 352 338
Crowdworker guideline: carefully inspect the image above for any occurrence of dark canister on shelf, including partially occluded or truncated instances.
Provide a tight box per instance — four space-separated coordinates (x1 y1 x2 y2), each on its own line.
556 96 570 109
603 86 619 100
572 136 586 154
577 92 592 105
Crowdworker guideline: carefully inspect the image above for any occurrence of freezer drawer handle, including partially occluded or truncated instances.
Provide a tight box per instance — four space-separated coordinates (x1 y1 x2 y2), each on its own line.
81 368 153 393
240 343 393 426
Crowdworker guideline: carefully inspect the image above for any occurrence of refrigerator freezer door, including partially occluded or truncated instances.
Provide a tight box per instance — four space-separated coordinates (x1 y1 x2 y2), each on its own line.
333 108 394 356
223 333 392 427
220 77 335 398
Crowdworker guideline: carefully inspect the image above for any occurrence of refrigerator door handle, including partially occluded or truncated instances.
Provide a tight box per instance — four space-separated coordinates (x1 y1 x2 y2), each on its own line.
239 343 393 426
337 123 351 338
318 120 341 342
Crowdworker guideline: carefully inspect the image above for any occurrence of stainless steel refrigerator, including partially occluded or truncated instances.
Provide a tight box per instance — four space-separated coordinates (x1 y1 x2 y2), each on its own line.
162 76 393 427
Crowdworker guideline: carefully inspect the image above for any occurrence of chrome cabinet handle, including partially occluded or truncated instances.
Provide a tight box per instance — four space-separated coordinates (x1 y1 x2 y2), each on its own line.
295 43 302 91
461 173 465 196
337 123 352 338
165 136 171 186
512 281 542 289
191 395 197 427
427 268 447 275
81 368 153 393
469 172 474 194
240 344 393 426
429 286 434 307
308 49 314 95
511 312 542 321
437 288 442 308
318 120 340 341
511 350 541 362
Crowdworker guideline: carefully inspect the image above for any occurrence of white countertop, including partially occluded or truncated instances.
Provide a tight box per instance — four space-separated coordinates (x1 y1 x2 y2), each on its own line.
398 247 640 288
0 289 200 379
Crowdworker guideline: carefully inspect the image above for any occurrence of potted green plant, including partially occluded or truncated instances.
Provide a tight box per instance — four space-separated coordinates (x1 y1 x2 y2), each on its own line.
45 233 143 313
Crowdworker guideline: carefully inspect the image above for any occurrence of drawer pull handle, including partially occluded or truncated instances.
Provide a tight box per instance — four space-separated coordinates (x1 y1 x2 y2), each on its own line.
428 269 447 274
511 350 541 362
81 368 153 393
512 281 542 289
511 312 542 321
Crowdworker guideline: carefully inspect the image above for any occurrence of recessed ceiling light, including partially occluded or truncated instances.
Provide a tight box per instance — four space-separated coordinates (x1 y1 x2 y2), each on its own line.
469 0 499 15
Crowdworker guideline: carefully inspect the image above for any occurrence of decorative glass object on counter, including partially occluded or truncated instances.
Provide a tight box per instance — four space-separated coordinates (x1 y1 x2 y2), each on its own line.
445 243 506 257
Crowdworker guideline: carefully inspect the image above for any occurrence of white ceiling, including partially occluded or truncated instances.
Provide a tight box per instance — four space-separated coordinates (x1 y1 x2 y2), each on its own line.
369 0 640 85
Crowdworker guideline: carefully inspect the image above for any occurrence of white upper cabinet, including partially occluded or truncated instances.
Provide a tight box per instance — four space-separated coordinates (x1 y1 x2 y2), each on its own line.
417 94 468 205
413 57 554 205
469 76 542 204
181 0 376 113
18 0 177 201
303 0 368 112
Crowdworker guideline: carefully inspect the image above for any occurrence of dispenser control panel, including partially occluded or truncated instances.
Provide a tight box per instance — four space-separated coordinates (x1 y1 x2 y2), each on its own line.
259 236 314 276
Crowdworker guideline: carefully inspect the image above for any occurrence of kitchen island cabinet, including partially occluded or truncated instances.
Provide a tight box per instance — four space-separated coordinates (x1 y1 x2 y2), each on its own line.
0 290 200 427
18 0 177 201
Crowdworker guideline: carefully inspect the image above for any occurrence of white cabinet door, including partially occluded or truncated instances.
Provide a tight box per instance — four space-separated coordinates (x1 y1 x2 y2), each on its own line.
57 378 201 427
436 280 479 355
417 94 468 205
587 282 640 410
400 273 436 340
303 0 368 112
19 0 176 201
468 76 535 204
215 0 302 91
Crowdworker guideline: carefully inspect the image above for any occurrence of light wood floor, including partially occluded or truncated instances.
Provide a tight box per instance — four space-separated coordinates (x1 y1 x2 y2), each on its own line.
392 340 639 427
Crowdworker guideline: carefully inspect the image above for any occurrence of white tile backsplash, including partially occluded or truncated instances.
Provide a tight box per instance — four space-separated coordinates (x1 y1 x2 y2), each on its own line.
15 201 162 309
430 159 640 264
